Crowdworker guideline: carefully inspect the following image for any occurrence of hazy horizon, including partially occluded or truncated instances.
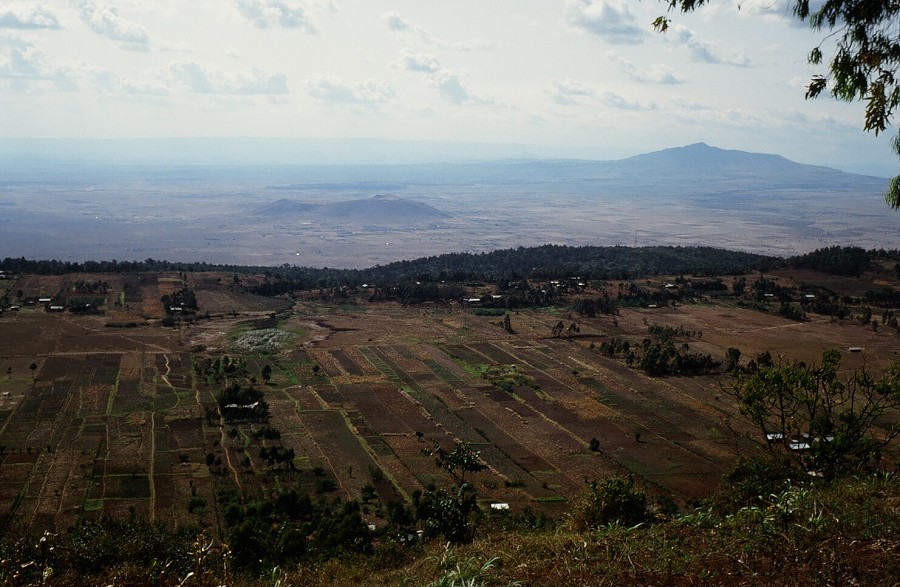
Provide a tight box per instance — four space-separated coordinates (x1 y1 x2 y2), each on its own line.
2 2 898 178
1 142 896 269
0 137 894 178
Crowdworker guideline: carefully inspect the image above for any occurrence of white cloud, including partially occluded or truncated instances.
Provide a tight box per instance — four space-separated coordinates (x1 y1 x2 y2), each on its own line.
433 71 468 104
393 47 490 106
170 62 288 95
673 25 752 67
307 77 394 106
737 0 825 27
91 67 169 97
234 0 317 33
76 1 150 50
551 78 593 105
381 10 490 51
382 10 409 32
564 0 646 45
600 91 656 110
0 36 72 89
430 71 495 106
606 52 683 84
0 3 60 30
397 48 440 73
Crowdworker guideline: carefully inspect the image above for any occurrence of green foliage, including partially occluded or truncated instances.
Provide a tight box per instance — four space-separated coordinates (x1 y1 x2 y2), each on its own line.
731 350 900 478
224 492 371 574
1 477 899 584
427 544 506 587
417 442 488 543
638 340 719 376
789 246 872 276
0 246 777 284
187 496 207 514
570 476 648 531
259 445 295 469
725 347 741 373
194 354 249 384
709 455 802 515
427 441 488 486
216 382 268 422
479 364 537 394
647 323 701 342
777 301 806 322
160 287 198 314
61 518 195 576
472 308 506 317
572 296 618 317
415 483 481 543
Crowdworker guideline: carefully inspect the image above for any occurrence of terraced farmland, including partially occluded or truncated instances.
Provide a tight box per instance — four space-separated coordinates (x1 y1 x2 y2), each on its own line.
0 270 897 539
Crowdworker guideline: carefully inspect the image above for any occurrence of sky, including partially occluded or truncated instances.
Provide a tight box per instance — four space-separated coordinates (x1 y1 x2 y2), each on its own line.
1 0 897 175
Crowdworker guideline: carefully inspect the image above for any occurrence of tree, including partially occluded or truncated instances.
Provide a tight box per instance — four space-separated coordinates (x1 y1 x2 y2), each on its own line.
655 0 900 208
29 362 37 380
503 313 514 334
725 347 742 373
417 441 487 542
261 364 273 385
730 349 900 479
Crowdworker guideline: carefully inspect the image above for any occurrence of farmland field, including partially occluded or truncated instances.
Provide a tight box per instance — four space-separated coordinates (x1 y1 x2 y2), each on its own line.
0 268 898 539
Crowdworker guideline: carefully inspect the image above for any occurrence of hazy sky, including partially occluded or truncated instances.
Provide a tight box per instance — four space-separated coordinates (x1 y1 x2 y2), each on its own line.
1 0 896 174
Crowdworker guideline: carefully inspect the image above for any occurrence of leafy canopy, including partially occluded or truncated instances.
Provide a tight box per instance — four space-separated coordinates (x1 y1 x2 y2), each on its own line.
730 349 900 479
655 0 900 209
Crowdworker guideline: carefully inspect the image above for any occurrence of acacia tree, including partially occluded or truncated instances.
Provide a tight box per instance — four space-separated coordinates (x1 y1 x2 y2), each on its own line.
730 349 900 479
655 0 900 209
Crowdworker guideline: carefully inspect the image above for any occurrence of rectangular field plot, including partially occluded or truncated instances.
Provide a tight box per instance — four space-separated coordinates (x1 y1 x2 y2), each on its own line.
296 410 385 501
280 386 325 411
103 474 152 499
336 383 430 435
111 381 150 413
329 350 367 376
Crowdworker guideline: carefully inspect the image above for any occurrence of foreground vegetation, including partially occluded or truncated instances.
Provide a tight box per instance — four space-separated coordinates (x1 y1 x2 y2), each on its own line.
1 468 897 585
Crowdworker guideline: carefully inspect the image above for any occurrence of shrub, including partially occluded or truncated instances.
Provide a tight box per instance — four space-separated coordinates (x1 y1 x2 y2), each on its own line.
709 455 801 515
570 475 648 531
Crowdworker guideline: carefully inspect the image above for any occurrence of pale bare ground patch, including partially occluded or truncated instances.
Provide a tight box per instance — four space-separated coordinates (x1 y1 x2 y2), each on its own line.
620 303 899 369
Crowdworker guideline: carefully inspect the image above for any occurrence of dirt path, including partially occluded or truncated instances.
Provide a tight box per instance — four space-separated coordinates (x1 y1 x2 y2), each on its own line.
149 410 156 522
148 351 176 522
218 413 243 495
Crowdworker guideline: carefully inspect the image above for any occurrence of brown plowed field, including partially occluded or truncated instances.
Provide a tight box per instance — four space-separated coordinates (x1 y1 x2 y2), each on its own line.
0 270 897 539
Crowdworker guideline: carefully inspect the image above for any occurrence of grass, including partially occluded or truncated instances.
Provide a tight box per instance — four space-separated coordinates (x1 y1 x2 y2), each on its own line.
8 474 897 586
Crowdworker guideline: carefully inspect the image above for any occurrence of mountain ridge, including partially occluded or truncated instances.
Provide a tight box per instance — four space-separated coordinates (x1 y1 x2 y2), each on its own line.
252 194 451 225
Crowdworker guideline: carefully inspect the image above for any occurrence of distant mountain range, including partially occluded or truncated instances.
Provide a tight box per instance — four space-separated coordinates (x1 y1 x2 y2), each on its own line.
2 141 895 267
410 142 881 191
251 141 887 213
240 142 885 194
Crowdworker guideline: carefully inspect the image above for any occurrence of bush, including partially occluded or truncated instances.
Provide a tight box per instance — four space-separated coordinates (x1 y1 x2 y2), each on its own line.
709 455 801 515
570 475 648 531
